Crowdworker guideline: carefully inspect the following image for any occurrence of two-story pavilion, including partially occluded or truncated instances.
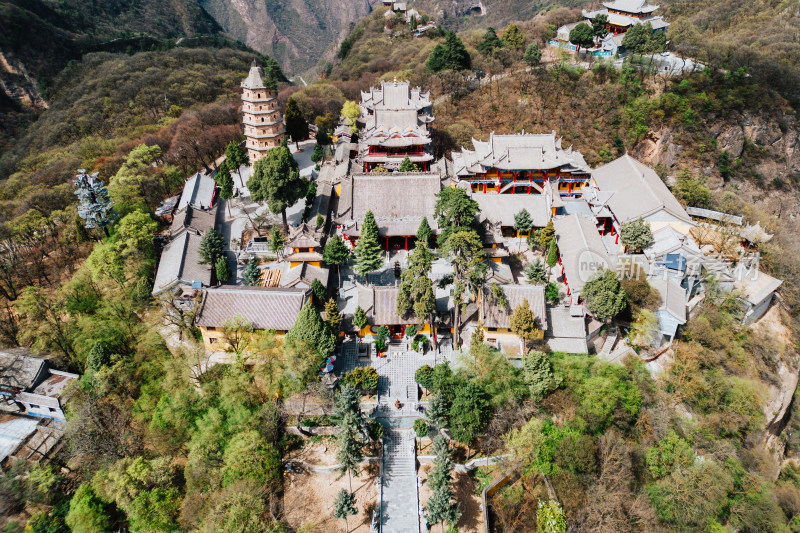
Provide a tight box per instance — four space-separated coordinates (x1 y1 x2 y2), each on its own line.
450 131 591 198
582 0 669 36
357 80 435 172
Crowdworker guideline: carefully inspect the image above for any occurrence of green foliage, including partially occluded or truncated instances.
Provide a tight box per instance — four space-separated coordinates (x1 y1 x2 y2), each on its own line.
398 155 419 172
427 392 450 428
523 350 560 401
248 143 303 229
524 43 542 67
216 164 234 201
536 500 566 533
66 484 114 533
311 144 324 163
215 256 231 282
411 334 428 353
532 220 555 249
513 209 533 233
284 97 308 145
405 324 418 338
333 488 357 526
425 436 461 528
225 141 248 174
591 14 609 37
354 210 383 276
222 430 281 488
325 298 342 331
620 219 653 251
569 23 594 50
478 27 503 56
283 300 336 382
415 364 435 390
414 418 429 438
242 257 260 286
674 169 711 207
510 298 541 349
199 227 226 265
448 381 492 446
427 31 472 72
583 269 627 320
353 306 368 332
501 24 525 51
336 410 365 488
645 430 696 480
269 226 285 256
546 240 558 268
525 260 547 284
324 234 350 267
341 100 361 134
434 187 479 238
311 278 326 303
621 23 666 54
109 144 162 210
342 366 379 393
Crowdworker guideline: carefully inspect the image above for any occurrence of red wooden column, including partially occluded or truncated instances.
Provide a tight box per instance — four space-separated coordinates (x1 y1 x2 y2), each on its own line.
483 183 487 194
385 236 389 250
404 236 408 250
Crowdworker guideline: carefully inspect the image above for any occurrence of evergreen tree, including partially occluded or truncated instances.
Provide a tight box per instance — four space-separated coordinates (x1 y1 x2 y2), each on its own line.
354 211 383 276
415 364 435 391
336 410 365 493
513 209 533 235
448 382 491 454
478 27 503 56
501 24 525 51
525 260 547 284
416 217 433 247
247 142 303 231
398 155 419 172
524 43 542 67
333 489 357 533
243 257 261 286
284 299 336 363
353 306 368 333
522 350 560 401
311 278 327 303
73 171 118 238
311 144 324 163
620 218 653 252
440 229 486 345
592 14 609 38
216 164 234 217
324 234 350 287
284 97 308 148
334 382 364 422
583 269 627 320
427 31 472 72
215 256 231 283
397 241 435 339
425 436 461 532
546 240 558 268
426 392 449 429
269 226 285 258
536 220 556 249
569 22 595 53
509 298 541 353
325 298 342 332
470 323 485 355
225 140 248 187
434 187 480 237
199 227 226 265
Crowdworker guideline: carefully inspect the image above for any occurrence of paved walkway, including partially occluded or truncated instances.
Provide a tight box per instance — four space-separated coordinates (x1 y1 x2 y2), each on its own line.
381 429 419 533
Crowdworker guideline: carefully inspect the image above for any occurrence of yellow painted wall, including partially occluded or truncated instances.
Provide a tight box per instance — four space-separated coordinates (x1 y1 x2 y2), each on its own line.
199 326 287 352
336 184 342 196
492 257 502 264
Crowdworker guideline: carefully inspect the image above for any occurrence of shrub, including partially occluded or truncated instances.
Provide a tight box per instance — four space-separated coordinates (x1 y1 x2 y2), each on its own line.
343 366 379 393
412 334 428 352
414 419 429 438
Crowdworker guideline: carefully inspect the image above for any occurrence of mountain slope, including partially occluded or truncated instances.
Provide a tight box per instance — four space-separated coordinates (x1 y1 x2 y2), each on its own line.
198 0 377 74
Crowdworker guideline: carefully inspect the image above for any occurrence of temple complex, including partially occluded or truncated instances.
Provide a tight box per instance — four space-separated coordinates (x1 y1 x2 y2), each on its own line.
582 0 669 35
356 80 435 172
241 61 285 164
450 131 591 197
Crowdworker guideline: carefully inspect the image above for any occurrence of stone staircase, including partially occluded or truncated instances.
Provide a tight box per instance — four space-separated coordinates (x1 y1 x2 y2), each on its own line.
381 429 419 533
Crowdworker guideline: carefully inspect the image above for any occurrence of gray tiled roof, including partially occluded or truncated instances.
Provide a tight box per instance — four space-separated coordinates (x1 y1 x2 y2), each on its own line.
733 266 783 306
178 172 216 211
553 214 616 296
337 172 441 237
649 277 687 323
241 63 266 89
602 0 659 14
152 232 212 295
472 193 551 228
591 154 691 225
280 262 330 289
480 284 547 330
196 286 309 330
0 350 47 391
169 204 217 237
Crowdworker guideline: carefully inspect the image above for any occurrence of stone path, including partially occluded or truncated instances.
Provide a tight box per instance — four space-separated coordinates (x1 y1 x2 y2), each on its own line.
381 429 419 533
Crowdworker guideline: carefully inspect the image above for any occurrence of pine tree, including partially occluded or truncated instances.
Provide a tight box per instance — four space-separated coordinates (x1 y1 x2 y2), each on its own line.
592 14 609 38
353 306 368 334
620 218 653 252
537 220 555 249
525 259 548 284
510 298 540 353
354 211 383 276
522 350 559 402
73 171 118 238
426 392 449 429
284 97 308 148
199 227 226 265
324 234 350 287
243 257 261 286
501 24 525 51
325 298 342 332
569 22 595 53
336 410 365 493
333 489 357 533
216 164 234 216
334 382 364 422
425 436 461 532
269 226 285 259
215 256 231 283
248 141 303 231
546 240 558 268
284 299 336 362
427 31 472 72
524 43 542 67
583 269 627 320
225 140 248 188
514 209 533 235
311 278 327 303
416 217 433 248
398 155 419 172
478 27 503 56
